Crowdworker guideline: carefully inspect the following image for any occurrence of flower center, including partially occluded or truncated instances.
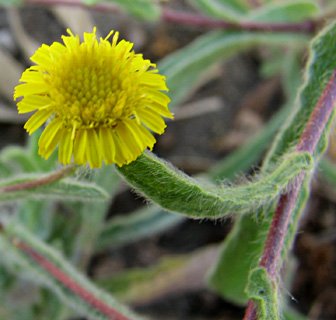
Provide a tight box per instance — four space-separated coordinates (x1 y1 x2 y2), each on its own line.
46 43 141 129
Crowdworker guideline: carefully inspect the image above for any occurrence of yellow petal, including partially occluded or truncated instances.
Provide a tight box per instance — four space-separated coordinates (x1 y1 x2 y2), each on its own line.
14 83 48 100
123 119 146 149
145 101 173 119
146 90 173 118
38 127 63 159
62 33 79 51
20 69 44 83
117 121 142 155
84 29 97 45
86 129 102 168
74 129 87 165
58 129 73 164
30 44 52 67
49 42 66 59
140 73 168 90
17 95 50 113
125 120 156 150
147 89 171 105
99 127 115 165
24 109 53 134
112 131 127 166
137 108 167 134
39 118 63 150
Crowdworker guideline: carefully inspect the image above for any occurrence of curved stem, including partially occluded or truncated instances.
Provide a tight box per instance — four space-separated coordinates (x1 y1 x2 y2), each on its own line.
244 70 336 319
24 0 318 34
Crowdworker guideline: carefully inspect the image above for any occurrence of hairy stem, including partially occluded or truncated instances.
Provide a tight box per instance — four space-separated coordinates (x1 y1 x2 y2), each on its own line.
13 238 132 320
24 0 318 34
244 70 336 319
0 164 77 193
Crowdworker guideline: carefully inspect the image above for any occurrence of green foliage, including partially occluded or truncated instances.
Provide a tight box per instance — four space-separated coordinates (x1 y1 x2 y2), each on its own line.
0 222 144 320
1 1 336 320
245 268 279 319
246 1 319 23
82 0 161 20
188 0 318 23
97 205 184 250
208 212 263 305
0 0 22 6
0 173 108 202
118 151 312 218
159 30 309 107
208 18 336 314
188 0 249 21
97 253 188 301
318 157 336 187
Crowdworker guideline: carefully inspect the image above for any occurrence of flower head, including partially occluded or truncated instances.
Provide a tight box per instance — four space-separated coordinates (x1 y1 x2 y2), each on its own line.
14 28 173 168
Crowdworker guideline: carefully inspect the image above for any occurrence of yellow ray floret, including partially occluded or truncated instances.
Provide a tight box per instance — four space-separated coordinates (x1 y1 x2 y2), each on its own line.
14 28 173 168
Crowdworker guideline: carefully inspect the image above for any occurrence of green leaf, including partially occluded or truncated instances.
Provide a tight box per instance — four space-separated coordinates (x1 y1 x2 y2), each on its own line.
283 305 307 320
16 200 55 240
317 157 336 188
1 146 38 173
0 131 58 174
118 151 312 219
27 130 59 172
97 245 218 304
72 165 121 266
246 1 319 23
207 212 264 305
97 254 187 300
82 0 161 21
0 0 22 6
0 221 144 320
245 268 279 319
97 205 184 250
0 174 108 202
0 159 13 178
159 30 309 107
209 19 336 311
188 0 248 21
263 22 336 168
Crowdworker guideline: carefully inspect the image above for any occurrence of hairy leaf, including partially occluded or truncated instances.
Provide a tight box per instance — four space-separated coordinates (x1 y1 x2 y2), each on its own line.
0 175 108 202
118 151 312 219
245 268 279 319
0 222 143 320
208 20 336 311
188 0 248 21
97 205 184 250
246 1 319 23
82 0 161 20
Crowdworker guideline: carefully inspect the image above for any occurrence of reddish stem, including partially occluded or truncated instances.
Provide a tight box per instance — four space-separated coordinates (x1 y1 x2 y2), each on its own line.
24 0 318 34
0 165 76 193
244 70 336 319
14 239 131 320
161 9 317 33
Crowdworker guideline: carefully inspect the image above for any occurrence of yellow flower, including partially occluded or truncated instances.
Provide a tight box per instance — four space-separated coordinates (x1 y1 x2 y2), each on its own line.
14 28 173 168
